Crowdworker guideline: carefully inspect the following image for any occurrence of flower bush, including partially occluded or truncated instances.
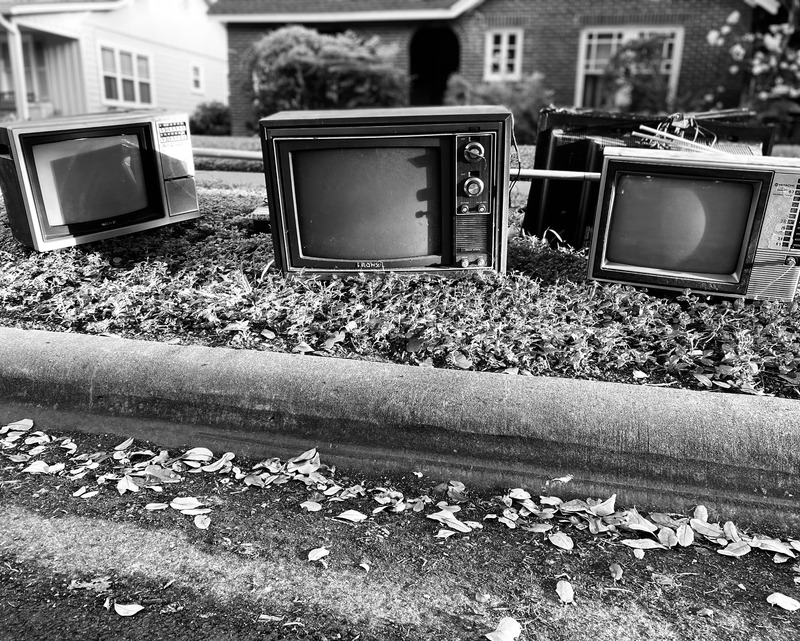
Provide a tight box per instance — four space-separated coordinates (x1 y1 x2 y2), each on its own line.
707 1 800 138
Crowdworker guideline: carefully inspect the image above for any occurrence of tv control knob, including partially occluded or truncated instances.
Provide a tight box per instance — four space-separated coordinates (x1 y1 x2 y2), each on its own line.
463 142 485 163
477 204 487 213
476 257 487 267
463 177 485 198
460 258 470 268
459 204 470 214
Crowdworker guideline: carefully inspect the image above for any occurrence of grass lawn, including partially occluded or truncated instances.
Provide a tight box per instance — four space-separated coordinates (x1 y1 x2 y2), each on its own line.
1 141 800 398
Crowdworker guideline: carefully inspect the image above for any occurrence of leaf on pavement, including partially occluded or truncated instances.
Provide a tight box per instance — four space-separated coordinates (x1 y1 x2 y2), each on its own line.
718 541 752 558
22 460 50 474
548 532 574 551
755 538 795 558
116 475 140 495
335 509 367 523
435 529 456 539
589 494 617 517
114 602 144 617
621 539 667 550
657 527 678 548
300 500 323 512
170 497 203 511
609 563 623 581
693 505 709 522
193 514 211 530
181 447 214 463
145 503 169 511
676 523 695 547
114 437 134 451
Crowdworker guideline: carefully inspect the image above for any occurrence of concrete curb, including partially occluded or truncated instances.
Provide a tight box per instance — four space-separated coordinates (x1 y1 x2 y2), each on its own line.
0 326 798 529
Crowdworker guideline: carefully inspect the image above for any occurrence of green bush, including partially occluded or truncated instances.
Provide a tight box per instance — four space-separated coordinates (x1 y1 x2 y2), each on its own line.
189 101 231 136
443 73 554 144
248 26 409 122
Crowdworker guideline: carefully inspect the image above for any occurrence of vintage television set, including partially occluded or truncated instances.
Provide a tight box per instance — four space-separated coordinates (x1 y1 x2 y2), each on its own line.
260 106 512 276
587 147 800 302
0 110 199 251
523 108 776 248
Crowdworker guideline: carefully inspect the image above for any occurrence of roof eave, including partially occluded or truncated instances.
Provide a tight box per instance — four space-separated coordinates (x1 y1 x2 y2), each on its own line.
210 0 485 24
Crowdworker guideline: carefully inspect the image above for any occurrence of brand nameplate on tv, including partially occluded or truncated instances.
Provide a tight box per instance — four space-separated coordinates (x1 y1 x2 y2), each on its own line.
588 147 800 302
260 106 512 277
0 110 200 251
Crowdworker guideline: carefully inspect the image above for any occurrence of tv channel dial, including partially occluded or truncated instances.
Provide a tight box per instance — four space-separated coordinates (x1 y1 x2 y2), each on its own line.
463 141 485 163
463 176 485 197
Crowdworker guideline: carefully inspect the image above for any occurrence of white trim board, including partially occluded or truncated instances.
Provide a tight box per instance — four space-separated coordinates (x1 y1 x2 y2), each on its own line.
210 0 485 23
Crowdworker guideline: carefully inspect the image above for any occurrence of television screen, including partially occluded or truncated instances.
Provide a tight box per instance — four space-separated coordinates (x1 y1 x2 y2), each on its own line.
31 134 149 227
605 173 754 278
290 146 442 261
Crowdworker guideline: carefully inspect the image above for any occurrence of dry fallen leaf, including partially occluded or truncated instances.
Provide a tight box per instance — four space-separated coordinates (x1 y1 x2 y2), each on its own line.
766 592 800 611
300 500 323 512
556 580 574 604
676 523 695 547
548 532 574 551
169 497 203 511
308 547 330 562
113 437 134 451
194 514 211 530
621 539 667 551
114 602 144 617
609 563 623 581
335 509 367 523
484 616 521 641
718 541 751 558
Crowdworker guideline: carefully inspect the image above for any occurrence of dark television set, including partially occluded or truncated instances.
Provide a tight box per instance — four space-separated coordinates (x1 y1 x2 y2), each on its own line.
0 110 199 251
523 108 776 248
587 147 800 302
260 106 512 276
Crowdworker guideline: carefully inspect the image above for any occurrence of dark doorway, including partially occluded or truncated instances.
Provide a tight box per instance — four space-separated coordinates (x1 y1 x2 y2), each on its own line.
410 27 460 105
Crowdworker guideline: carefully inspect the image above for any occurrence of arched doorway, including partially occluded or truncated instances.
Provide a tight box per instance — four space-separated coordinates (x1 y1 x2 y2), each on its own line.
409 27 460 106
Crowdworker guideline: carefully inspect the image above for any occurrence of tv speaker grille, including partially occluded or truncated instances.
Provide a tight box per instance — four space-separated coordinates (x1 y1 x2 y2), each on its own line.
747 248 800 301
455 215 490 253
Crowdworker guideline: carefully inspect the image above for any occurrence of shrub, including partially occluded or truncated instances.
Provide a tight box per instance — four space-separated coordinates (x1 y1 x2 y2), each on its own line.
443 73 554 144
189 101 231 136
248 26 409 121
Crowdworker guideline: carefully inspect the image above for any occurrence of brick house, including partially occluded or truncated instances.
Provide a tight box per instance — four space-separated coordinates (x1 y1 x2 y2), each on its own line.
209 0 753 136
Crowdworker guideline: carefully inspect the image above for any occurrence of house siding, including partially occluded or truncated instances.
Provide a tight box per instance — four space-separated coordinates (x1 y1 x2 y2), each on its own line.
12 0 228 117
224 0 748 136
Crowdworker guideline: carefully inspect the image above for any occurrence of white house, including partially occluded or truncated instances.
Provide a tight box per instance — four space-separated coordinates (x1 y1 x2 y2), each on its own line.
0 0 228 120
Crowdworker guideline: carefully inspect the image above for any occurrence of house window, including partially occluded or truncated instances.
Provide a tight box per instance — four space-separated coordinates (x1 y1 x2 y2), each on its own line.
100 45 153 106
484 28 523 81
191 64 204 93
576 26 684 109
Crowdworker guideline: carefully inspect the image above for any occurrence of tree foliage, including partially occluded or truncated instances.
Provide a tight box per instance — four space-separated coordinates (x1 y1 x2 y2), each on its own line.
248 26 409 120
707 1 800 137
443 72 554 144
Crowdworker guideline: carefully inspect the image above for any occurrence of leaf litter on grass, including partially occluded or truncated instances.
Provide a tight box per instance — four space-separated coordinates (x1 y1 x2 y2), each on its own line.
2 417 800 637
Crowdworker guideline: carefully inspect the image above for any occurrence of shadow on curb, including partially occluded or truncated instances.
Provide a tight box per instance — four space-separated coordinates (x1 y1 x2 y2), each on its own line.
0 326 798 531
